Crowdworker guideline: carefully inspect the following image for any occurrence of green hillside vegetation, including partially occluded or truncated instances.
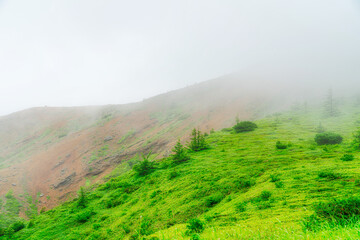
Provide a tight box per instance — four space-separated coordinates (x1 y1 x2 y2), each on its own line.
3 103 360 239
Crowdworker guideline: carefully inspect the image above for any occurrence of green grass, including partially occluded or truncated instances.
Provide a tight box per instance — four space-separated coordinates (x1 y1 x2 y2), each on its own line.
3 103 360 239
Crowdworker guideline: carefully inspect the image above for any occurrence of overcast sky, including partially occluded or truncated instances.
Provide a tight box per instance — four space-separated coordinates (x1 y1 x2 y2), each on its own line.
0 0 359 116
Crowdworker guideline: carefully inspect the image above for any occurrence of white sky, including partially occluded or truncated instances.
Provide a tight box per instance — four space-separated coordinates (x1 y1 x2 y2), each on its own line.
0 0 359 116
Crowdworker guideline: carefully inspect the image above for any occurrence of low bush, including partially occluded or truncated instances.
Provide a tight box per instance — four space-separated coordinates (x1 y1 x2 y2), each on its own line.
318 171 341 180
270 174 280 182
205 192 224 207
10 221 25 232
186 218 205 235
301 214 322 232
234 177 255 190
314 197 360 222
168 169 178 180
76 209 95 223
233 121 258 133
256 201 272 210
302 196 360 230
259 191 272 201
235 202 247 212
314 132 343 145
340 154 354 161
275 181 284 188
276 141 287 149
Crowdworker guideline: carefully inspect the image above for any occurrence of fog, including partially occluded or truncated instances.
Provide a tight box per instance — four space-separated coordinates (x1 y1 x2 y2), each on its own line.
0 0 359 116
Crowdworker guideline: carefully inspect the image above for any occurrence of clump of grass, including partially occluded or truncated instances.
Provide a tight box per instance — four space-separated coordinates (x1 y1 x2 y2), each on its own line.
234 177 255 190
276 141 288 150
76 209 95 223
260 191 272 201
270 174 280 182
235 202 247 213
168 169 178 180
185 218 205 235
317 171 341 180
302 196 360 231
205 193 225 207
275 181 284 188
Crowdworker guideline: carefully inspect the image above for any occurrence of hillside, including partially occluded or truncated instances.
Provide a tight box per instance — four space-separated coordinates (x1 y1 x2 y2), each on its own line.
0 75 303 218
2 99 360 239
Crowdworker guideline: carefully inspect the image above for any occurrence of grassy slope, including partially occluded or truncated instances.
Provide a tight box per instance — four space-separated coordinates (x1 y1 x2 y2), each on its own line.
5 103 360 239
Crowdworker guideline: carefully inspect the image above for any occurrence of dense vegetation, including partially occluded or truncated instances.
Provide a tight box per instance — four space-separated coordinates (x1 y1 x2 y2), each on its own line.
233 121 258 133
3 102 360 239
314 132 343 145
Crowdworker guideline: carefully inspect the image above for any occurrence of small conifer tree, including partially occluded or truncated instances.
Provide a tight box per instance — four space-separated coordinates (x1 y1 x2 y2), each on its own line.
133 152 156 176
172 139 189 164
353 129 360 149
77 187 86 208
189 129 208 151
323 89 339 117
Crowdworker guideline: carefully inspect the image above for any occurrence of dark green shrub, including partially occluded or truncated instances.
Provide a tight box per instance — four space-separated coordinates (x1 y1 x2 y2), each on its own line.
93 223 101 230
4 228 14 238
318 171 341 180
190 234 201 240
260 191 272 201
314 132 343 145
120 224 130 234
234 177 255 189
270 174 280 182
313 197 360 226
205 193 224 207
301 214 322 231
168 169 178 180
256 201 272 210
340 154 354 161
275 181 284 188
10 221 25 232
355 179 360 187
235 202 247 212
149 237 160 240
139 217 153 236
172 140 189 164
233 121 258 133
186 218 205 235
275 141 287 149
104 197 124 208
76 209 94 223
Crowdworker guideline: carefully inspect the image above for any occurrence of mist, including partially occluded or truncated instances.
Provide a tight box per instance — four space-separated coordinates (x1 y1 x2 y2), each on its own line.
0 0 359 116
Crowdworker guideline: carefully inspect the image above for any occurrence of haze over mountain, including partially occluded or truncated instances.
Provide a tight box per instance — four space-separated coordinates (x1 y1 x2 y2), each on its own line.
0 0 359 116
